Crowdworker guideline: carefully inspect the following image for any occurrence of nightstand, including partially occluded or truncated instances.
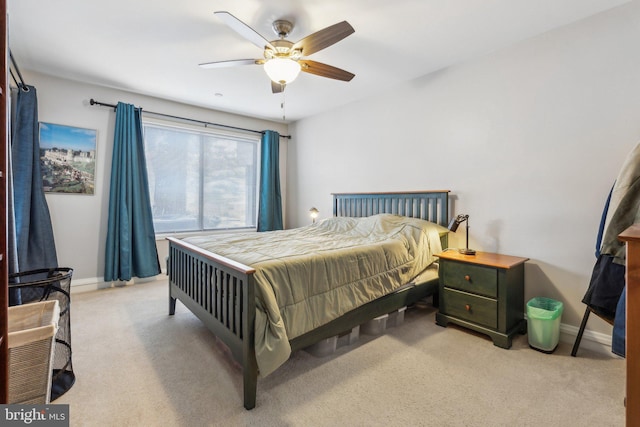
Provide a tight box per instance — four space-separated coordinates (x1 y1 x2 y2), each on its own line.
435 250 529 348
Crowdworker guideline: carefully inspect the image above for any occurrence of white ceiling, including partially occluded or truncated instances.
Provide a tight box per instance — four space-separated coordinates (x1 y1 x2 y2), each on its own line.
7 0 629 123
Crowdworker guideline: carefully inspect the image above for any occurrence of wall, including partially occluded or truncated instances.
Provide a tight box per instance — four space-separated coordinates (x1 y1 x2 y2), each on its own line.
287 2 640 344
21 71 288 288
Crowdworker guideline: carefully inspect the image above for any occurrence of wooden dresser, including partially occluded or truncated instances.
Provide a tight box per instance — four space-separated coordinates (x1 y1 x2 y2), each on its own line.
0 0 9 403
618 225 640 426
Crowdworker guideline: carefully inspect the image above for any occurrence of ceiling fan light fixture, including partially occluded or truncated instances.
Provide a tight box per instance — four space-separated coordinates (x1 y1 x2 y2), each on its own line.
264 58 301 84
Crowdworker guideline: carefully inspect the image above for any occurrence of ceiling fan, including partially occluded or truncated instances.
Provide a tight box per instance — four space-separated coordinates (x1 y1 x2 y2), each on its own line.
200 11 355 94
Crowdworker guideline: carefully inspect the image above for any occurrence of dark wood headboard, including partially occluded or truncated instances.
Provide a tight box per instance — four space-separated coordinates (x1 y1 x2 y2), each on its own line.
332 191 450 227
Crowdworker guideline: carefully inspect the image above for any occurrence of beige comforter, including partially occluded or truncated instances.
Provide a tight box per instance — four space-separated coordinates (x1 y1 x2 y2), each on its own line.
183 214 445 376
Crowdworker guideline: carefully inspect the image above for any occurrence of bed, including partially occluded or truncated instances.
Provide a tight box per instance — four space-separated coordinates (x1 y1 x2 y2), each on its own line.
167 190 450 409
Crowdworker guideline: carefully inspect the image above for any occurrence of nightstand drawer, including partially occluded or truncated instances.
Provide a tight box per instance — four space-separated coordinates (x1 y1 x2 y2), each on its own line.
441 288 498 329
441 260 498 298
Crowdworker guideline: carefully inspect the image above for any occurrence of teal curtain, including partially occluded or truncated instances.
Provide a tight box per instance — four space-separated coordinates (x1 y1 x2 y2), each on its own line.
104 102 160 282
10 85 58 304
256 130 283 232
11 85 58 273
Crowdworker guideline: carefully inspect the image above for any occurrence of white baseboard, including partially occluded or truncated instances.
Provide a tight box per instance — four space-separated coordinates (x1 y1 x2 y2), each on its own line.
559 322 618 358
69 275 618 358
70 272 167 294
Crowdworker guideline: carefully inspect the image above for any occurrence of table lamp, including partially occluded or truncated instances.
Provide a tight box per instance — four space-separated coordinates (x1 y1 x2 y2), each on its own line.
447 214 476 255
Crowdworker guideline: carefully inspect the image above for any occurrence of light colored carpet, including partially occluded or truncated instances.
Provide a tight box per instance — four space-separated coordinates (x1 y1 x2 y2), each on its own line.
56 279 625 426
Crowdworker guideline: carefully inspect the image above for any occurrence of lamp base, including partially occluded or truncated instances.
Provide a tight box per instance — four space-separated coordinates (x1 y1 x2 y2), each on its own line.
459 248 476 255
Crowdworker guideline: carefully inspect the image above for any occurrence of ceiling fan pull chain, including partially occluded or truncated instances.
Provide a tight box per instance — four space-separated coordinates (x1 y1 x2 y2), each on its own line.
281 91 286 121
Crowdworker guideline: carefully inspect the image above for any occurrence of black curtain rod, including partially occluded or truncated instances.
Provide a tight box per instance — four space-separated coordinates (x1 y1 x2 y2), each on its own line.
9 69 19 88
89 99 291 139
9 50 28 90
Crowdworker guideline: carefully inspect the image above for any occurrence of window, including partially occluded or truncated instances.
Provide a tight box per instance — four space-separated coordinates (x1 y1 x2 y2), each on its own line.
143 121 259 234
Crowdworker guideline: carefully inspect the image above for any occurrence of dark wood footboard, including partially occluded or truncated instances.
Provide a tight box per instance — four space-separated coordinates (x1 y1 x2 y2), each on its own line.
167 237 259 409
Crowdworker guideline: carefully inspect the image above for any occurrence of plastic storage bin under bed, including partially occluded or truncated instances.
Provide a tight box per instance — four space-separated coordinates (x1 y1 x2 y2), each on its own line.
304 306 407 357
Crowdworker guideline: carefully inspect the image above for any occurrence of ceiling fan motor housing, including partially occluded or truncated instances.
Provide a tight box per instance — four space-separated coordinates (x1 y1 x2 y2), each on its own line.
272 20 294 38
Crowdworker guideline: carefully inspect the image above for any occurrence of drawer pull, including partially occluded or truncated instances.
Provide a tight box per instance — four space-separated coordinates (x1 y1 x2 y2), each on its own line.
464 275 471 281
465 304 471 312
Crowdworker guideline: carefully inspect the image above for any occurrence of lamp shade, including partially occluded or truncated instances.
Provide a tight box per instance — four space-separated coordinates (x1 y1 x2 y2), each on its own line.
264 58 301 84
448 214 468 232
309 207 319 223
447 217 461 232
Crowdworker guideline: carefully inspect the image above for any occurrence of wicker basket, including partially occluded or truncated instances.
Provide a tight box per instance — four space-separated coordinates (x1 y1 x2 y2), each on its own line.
9 267 75 400
7 300 60 404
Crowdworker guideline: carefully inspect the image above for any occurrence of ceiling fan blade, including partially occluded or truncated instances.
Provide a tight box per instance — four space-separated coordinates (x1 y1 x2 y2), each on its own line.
214 11 276 51
299 60 355 82
199 59 259 69
271 81 285 94
292 21 354 56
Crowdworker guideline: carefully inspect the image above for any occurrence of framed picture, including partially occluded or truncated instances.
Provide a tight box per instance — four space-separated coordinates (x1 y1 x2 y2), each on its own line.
39 122 97 195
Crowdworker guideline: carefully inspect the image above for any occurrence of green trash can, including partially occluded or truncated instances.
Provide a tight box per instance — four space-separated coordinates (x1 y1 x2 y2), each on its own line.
527 297 563 353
